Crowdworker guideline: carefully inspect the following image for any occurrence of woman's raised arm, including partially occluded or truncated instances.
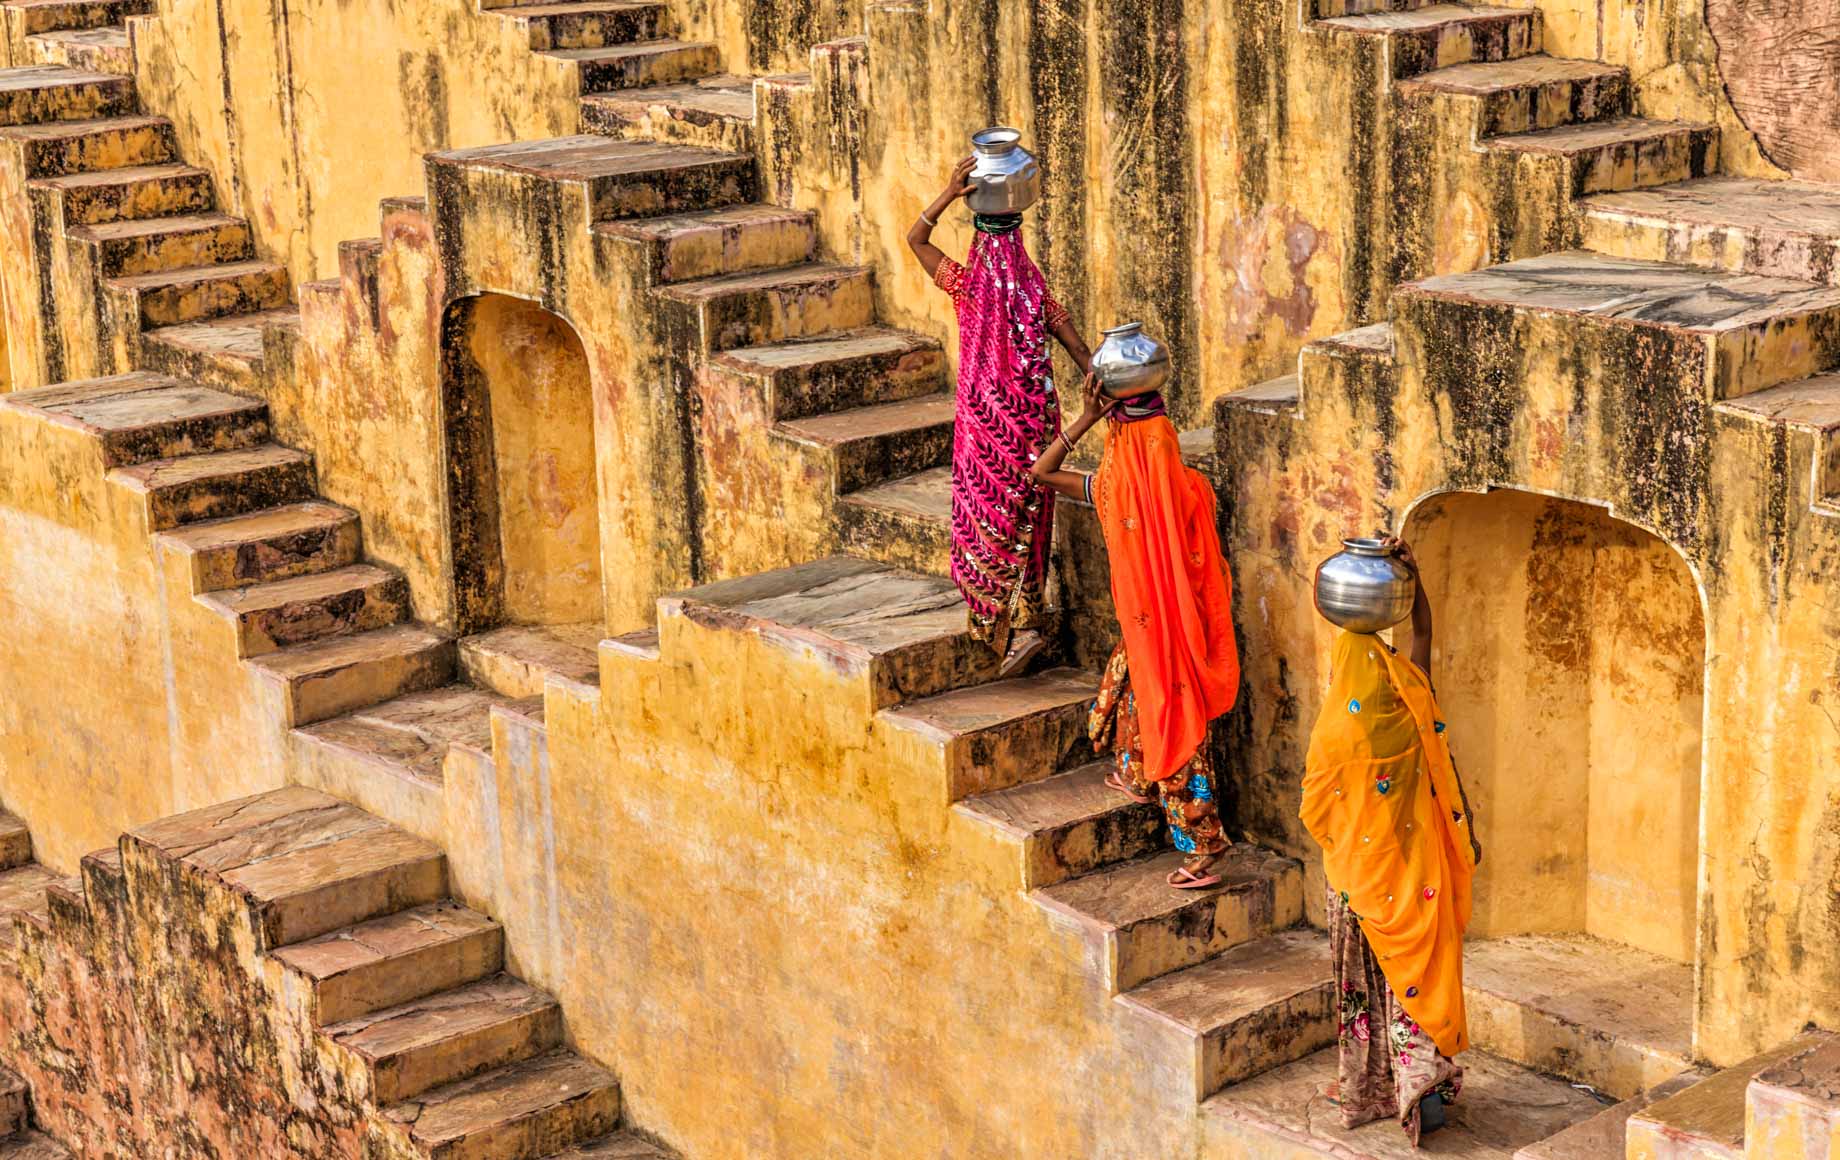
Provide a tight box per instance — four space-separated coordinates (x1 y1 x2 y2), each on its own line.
905 157 976 280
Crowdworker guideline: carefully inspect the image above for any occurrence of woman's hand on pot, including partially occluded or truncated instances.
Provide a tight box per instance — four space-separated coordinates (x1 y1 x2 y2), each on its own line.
945 156 976 201
1381 534 1419 575
1079 372 1118 426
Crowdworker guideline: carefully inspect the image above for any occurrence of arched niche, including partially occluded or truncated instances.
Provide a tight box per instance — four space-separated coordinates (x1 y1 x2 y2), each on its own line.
439 292 603 634
1401 488 1706 964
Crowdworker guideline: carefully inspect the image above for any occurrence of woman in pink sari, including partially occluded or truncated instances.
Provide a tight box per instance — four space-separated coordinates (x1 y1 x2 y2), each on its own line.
906 156 1093 675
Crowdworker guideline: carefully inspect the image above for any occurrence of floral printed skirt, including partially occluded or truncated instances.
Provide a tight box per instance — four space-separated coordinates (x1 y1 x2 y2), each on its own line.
1327 885 1462 1145
1088 644 1229 870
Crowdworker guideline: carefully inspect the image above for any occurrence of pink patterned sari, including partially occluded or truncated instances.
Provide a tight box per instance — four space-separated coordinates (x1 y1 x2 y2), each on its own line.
934 227 1068 651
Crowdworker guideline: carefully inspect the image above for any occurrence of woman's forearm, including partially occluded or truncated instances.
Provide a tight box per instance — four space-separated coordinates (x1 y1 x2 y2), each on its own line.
1032 412 1099 478
1052 320 1093 373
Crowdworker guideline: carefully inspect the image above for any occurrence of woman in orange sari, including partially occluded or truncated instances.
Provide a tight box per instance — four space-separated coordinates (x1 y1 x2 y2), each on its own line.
1301 540 1482 1144
1031 372 1240 888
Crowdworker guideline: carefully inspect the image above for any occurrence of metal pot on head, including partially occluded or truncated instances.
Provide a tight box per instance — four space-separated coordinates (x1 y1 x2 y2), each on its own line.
967 126 1042 216
1314 538 1417 633
1091 322 1171 398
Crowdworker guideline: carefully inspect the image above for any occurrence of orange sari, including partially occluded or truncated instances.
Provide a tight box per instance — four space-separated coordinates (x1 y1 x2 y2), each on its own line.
1092 414 1239 781
1300 631 1476 1057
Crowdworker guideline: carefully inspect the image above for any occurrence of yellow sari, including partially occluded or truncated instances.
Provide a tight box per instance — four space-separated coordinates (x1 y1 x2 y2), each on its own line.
1300 630 1476 1057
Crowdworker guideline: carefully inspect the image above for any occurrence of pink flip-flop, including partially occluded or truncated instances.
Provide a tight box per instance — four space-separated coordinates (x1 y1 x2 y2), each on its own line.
1104 772 1151 804
1168 865 1222 890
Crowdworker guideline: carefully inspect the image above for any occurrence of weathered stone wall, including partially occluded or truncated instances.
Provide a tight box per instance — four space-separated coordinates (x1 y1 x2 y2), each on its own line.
1216 276 1840 1065
0 843 366 1158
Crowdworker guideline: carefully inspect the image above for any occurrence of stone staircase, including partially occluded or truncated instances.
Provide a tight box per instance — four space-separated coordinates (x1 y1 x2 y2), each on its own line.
0 0 142 73
1302 0 1718 288
0 788 669 1157
0 60 295 393
0 373 460 741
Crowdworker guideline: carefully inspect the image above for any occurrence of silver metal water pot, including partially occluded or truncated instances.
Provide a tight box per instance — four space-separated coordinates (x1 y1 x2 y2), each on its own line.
1314 538 1416 633
967 126 1042 216
1091 322 1172 398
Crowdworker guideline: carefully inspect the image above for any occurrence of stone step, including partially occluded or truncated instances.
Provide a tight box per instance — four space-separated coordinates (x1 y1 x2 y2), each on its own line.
247 621 456 727
548 1133 673 1159
139 307 298 386
154 499 361 592
0 64 131 125
1396 250 1840 400
127 786 449 948
1116 928 1336 1100
594 202 812 284
1202 1047 1611 1157
0 370 266 467
580 74 755 150
1625 1032 1833 1159
458 623 601 699
1717 371 1840 511
548 38 720 93
711 326 947 422
1746 1034 1840 1159
107 442 316 530
656 556 993 710
953 759 1165 889
880 667 1098 801
271 899 505 1026
772 392 955 494
29 161 214 226
1485 116 1717 196
197 562 410 656
295 684 507 789
1582 175 1840 286
1514 1071 1700 1160
0 1130 71 1158
0 1066 24 1136
1310 0 1440 19
654 262 875 351
26 25 130 72
1398 54 1629 137
0 112 172 177
3 0 146 36
430 136 754 223
0 863 59 947
503 0 669 50
375 1048 622 1160
1464 934 1694 1101
108 257 290 328
1034 846 1306 993
69 210 253 276
0 815 29 872
1313 3 1539 79
837 463 951 575
326 973 563 1104
1216 372 1302 423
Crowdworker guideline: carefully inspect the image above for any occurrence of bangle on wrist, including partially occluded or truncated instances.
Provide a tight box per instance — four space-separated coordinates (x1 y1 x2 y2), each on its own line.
1059 430 1077 454
917 209 938 228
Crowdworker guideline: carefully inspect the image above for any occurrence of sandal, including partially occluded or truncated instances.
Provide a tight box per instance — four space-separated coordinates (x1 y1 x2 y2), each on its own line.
1104 773 1151 804
998 630 1046 678
1167 863 1222 890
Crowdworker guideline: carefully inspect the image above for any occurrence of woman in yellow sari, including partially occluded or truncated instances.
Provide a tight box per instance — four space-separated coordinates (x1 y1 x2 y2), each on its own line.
1300 539 1482 1145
